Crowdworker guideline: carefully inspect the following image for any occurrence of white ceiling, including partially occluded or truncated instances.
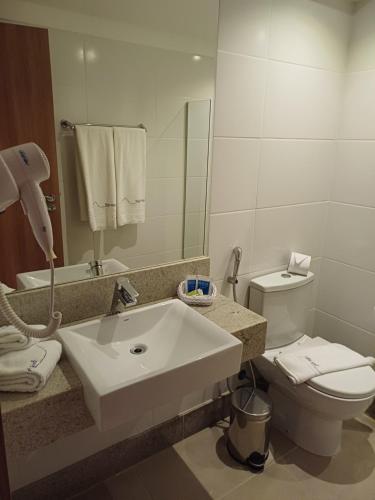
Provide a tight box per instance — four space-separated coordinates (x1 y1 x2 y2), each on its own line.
23 0 219 44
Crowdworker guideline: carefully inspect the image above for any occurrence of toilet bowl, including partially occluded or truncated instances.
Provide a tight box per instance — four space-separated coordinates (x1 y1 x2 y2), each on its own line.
249 271 375 457
255 335 375 456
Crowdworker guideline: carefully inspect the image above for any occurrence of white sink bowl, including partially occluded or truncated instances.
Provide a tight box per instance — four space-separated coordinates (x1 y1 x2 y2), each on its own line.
16 259 129 289
58 299 242 430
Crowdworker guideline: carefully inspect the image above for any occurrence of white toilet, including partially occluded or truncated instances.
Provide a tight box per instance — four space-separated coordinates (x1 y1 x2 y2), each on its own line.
249 271 375 457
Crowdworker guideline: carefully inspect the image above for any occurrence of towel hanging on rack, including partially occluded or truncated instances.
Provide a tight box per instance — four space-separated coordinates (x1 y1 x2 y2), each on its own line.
75 125 117 231
114 127 146 226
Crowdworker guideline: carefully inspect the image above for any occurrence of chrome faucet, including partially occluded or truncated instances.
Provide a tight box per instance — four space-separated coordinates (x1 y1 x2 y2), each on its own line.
89 260 104 277
109 278 139 314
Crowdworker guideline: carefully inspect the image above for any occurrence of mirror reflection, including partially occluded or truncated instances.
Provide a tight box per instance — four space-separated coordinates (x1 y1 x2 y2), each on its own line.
0 0 218 292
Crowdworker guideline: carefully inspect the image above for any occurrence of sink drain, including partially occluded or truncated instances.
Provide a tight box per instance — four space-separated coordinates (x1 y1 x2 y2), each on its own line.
130 344 147 355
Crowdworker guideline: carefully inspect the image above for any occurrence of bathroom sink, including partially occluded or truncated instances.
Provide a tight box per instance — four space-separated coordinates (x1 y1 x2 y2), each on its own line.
58 299 242 430
16 259 129 289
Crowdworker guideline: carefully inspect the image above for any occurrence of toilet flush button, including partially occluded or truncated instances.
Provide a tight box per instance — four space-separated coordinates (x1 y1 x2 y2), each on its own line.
281 273 292 278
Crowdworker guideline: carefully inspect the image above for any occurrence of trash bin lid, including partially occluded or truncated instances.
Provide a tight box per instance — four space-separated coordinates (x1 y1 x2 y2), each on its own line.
231 388 272 420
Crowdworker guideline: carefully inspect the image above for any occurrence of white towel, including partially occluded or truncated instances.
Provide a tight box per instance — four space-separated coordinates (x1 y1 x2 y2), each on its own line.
0 325 43 355
113 127 146 226
0 340 62 392
275 343 375 384
1 284 14 294
75 125 117 231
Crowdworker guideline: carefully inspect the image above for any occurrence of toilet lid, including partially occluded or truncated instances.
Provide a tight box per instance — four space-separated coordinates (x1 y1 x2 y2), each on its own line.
307 366 375 399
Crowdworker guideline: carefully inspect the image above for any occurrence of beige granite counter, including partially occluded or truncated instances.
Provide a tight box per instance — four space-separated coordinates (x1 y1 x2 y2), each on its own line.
0 295 266 458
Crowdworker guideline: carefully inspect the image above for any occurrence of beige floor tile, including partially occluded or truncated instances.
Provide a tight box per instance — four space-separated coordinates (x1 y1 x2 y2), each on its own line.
105 466 152 500
71 483 112 500
173 424 252 499
173 421 296 499
221 461 313 500
133 447 213 500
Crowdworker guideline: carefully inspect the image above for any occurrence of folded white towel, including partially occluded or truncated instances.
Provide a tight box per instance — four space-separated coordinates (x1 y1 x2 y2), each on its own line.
0 340 62 392
1 284 15 294
75 125 117 231
0 325 43 355
274 343 375 384
113 127 146 226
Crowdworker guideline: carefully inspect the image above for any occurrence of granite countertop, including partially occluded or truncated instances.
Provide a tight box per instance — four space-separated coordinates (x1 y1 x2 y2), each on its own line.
0 295 266 458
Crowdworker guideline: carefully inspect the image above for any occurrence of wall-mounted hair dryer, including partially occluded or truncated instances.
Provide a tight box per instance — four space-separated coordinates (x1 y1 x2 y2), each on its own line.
0 143 55 260
0 143 61 338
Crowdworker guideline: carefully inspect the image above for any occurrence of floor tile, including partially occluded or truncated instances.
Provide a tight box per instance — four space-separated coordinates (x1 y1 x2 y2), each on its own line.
132 447 212 500
71 483 112 500
221 461 311 500
105 466 152 500
173 421 295 499
173 424 251 499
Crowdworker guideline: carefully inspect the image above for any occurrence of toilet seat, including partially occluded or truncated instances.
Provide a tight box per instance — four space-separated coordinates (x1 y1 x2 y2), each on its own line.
263 335 375 400
307 366 375 399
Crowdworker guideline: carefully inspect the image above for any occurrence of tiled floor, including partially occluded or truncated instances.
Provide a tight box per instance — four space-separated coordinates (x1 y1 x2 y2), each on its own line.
73 414 375 500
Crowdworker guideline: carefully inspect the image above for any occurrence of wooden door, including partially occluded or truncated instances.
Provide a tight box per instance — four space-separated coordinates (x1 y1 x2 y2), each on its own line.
0 22 64 289
0 410 10 500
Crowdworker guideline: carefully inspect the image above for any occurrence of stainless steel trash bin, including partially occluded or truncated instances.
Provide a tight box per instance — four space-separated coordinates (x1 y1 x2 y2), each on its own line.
227 387 272 472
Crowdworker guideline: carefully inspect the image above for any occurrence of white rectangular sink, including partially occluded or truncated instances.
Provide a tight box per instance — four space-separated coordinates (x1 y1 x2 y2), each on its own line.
58 299 242 430
16 259 129 289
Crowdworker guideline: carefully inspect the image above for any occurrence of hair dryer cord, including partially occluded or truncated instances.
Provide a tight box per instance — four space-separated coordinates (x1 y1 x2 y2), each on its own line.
0 260 62 338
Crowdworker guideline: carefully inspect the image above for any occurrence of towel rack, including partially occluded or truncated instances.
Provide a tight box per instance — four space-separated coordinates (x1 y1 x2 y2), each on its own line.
60 119 147 132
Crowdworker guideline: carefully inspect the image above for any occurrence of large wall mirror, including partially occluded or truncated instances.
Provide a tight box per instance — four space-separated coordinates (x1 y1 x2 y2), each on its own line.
0 0 218 293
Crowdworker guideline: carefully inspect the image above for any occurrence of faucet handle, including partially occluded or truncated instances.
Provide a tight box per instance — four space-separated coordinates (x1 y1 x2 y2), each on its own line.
117 278 139 306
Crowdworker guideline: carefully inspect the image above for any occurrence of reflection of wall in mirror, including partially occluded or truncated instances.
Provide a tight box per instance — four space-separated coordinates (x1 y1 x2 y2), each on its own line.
51 31 214 270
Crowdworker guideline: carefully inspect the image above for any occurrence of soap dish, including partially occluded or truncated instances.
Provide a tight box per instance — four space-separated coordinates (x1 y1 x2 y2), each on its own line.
177 280 217 306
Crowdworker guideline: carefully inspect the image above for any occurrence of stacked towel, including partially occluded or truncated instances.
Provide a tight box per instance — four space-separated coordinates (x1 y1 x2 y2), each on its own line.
0 340 62 392
0 325 42 355
275 343 375 384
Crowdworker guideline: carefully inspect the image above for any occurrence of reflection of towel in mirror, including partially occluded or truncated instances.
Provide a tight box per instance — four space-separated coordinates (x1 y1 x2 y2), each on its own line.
0 340 62 392
275 343 375 384
113 127 146 226
0 325 43 355
75 125 117 231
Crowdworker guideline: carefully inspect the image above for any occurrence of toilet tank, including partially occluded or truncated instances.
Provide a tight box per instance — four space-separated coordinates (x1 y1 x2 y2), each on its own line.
249 271 315 349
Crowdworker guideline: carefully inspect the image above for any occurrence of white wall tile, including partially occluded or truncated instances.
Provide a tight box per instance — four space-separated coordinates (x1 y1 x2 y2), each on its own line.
216 273 252 307
257 140 334 208
210 138 260 213
324 202 375 272
314 309 375 357
218 0 271 57
146 178 184 217
333 141 375 208
156 51 215 139
185 177 208 213
186 139 209 177
263 61 341 139
340 70 375 140
214 52 267 138
209 210 255 280
184 212 206 249
85 35 157 135
347 0 375 72
103 214 183 260
252 203 327 271
268 0 351 71
147 138 185 178
317 259 375 334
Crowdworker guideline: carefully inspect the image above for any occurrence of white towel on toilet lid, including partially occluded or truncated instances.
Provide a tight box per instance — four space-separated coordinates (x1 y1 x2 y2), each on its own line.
274 343 375 384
